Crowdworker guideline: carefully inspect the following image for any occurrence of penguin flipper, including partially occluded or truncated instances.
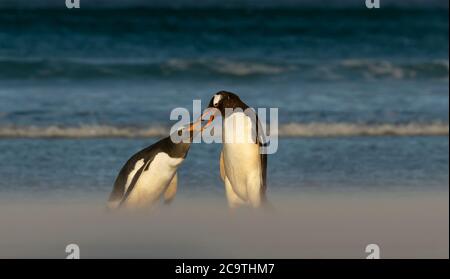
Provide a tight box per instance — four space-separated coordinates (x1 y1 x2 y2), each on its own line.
118 163 148 208
107 167 130 210
260 153 267 192
107 157 149 210
250 109 268 193
164 173 178 204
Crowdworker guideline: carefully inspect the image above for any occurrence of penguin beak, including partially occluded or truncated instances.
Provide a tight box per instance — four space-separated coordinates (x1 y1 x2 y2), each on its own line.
200 108 219 130
187 117 202 132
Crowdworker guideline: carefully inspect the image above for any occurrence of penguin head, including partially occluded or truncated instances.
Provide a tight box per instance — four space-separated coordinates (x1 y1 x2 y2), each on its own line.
201 91 248 129
168 120 203 158
207 91 245 115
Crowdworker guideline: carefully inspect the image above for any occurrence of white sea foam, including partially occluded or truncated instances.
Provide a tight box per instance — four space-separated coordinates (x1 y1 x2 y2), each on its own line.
336 59 450 80
165 58 291 76
0 122 447 138
0 125 168 138
1 57 447 79
277 122 450 137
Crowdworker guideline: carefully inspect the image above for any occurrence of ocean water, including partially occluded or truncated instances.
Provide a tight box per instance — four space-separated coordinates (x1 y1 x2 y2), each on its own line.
0 7 448 198
0 136 448 200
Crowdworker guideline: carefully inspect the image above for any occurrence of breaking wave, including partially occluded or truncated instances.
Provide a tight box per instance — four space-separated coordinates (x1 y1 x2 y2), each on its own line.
0 122 447 138
277 122 449 137
0 57 447 80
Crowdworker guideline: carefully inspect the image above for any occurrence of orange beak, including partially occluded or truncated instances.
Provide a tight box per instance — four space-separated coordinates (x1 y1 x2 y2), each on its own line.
187 116 202 132
200 107 219 130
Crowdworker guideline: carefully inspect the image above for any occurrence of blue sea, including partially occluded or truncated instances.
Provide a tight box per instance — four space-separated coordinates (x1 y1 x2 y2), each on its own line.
0 4 448 199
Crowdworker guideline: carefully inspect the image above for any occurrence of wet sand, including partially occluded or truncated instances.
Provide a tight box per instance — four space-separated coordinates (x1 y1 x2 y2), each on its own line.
0 191 448 259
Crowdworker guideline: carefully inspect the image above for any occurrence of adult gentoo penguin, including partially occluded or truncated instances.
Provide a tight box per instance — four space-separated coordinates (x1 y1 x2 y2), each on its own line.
107 120 202 210
202 91 269 209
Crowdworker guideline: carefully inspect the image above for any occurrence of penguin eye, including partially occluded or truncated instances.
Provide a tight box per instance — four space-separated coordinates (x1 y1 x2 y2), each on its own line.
177 129 183 136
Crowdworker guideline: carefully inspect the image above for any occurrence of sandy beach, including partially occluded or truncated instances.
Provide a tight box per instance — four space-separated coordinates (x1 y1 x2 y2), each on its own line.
0 191 447 259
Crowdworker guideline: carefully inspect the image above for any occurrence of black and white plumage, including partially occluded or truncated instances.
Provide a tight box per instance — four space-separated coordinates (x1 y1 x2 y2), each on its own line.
107 122 200 210
204 91 269 209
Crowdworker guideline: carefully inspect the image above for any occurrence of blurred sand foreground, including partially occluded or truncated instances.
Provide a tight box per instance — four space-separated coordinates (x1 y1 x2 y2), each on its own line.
0 191 448 258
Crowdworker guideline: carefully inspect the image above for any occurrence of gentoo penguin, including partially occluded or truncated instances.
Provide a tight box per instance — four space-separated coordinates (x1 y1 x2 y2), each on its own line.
202 91 269 209
107 120 202 210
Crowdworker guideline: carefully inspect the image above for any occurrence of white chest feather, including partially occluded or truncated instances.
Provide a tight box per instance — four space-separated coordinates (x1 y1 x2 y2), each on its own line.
222 112 262 200
223 112 256 144
123 152 183 208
